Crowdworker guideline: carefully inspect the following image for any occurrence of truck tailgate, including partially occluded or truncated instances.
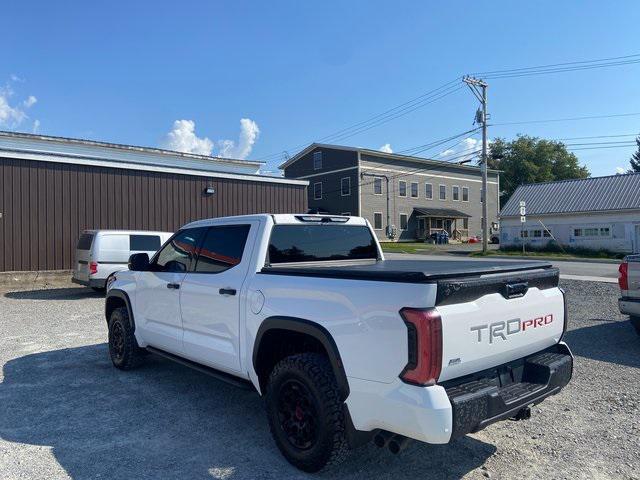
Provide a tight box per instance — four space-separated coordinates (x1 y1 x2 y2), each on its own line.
436 268 565 382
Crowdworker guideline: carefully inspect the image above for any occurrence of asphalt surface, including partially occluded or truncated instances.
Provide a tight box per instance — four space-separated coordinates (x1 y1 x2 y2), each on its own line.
386 252 620 280
1 281 638 480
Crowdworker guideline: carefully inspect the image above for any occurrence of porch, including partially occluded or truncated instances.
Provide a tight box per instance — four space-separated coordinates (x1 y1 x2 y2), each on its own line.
412 207 471 242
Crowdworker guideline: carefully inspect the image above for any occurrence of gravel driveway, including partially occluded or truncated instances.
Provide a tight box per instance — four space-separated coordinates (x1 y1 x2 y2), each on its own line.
0 280 638 480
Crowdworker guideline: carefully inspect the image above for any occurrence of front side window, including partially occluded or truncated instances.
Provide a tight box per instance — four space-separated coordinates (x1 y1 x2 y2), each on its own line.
313 151 322 170
373 212 383 230
400 213 408 230
439 185 446 200
411 182 418 198
462 187 469 202
374 177 383 195
452 186 460 201
425 183 433 200
341 177 351 196
314 182 322 200
268 225 378 263
399 181 407 197
154 228 204 272
194 225 251 273
130 235 161 251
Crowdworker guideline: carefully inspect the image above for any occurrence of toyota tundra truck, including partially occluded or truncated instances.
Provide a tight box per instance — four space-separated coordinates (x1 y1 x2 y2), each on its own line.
618 255 640 335
105 214 573 472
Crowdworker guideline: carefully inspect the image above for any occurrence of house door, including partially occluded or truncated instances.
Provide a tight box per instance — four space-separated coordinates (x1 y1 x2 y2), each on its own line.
444 219 453 235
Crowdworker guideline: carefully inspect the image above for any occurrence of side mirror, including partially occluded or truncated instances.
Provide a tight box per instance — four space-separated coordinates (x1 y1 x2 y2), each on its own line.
128 253 150 271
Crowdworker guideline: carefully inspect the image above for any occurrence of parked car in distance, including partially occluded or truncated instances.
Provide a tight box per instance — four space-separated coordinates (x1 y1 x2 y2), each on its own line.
73 230 172 291
105 214 573 472
618 255 640 335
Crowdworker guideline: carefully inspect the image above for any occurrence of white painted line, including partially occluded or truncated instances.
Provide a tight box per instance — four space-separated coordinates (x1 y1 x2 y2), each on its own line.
560 274 618 283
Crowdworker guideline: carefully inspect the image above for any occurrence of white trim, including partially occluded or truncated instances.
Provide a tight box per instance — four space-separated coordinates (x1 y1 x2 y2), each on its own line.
373 176 383 195
439 184 447 200
410 181 419 198
398 180 407 197
0 148 309 186
296 165 358 179
452 185 460 201
363 165 498 185
340 176 351 196
462 186 469 202
356 151 362 217
425 182 433 200
399 212 408 230
500 208 640 219
313 182 323 200
373 212 384 230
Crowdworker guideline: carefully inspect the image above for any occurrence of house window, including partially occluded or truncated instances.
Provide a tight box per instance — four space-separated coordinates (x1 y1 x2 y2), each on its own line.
573 228 582 237
399 181 407 197
439 184 446 200
532 230 542 238
425 183 433 200
462 187 469 202
313 182 322 200
600 227 611 237
313 151 322 170
543 229 552 238
374 177 383 195
411 182 418 198
400 213 408 230
452 186 460 201
341 177 351 196
373 212 383 230
462 218 469 229
520 230 529 238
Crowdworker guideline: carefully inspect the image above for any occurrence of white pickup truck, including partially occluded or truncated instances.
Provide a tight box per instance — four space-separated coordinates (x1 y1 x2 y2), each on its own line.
105 214 573 472
618 255 640 335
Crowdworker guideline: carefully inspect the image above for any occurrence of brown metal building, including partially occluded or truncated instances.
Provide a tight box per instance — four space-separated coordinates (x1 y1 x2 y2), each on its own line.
0 132 308 272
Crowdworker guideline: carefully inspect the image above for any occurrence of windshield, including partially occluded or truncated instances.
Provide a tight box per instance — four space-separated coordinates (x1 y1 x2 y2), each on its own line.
268 225 378 264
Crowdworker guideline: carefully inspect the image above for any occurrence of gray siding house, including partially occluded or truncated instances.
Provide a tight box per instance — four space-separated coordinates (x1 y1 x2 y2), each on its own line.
500 173 640 253
281 143 500 242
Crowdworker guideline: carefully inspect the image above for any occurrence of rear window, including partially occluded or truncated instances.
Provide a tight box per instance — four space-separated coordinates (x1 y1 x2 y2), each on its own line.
76 233 94 250
268 225 378 264
130 234 162 251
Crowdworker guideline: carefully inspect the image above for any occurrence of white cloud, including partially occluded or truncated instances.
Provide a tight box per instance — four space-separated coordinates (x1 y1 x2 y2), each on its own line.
379 143 393 153
162 118 260 160
162 119 214 155
615 166 626 174
32 119 41 133
437 137 487 163
0 79 37 129
23 95 37 108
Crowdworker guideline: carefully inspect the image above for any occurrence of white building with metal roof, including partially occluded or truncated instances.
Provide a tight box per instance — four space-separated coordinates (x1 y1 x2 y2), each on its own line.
500 173 640 253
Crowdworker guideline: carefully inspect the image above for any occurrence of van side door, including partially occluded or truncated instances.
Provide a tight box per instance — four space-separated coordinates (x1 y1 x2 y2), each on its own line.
179 222 256 373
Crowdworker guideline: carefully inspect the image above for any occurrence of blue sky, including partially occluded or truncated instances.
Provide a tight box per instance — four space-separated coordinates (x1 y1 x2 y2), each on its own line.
3 1 640 176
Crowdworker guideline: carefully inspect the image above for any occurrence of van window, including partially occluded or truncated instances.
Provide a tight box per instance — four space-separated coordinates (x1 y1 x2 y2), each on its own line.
130 234 161 251
154 228 205 272
268 225 378 263
77 233 94 250
194 225 251 273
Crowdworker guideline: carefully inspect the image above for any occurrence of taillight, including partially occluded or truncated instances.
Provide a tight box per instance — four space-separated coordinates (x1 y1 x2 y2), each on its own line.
559 287 568 340
399 307 442 386
619 262 629 291
89 261 98 276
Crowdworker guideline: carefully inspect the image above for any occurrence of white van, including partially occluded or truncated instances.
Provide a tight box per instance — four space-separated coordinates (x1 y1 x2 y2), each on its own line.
72 230 173 291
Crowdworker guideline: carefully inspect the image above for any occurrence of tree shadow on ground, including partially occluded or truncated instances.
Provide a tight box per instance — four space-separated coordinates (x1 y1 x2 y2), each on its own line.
0 344 494 480
3 287 102 301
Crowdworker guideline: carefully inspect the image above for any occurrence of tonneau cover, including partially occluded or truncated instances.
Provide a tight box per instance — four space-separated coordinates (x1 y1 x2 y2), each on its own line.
261 259 552 283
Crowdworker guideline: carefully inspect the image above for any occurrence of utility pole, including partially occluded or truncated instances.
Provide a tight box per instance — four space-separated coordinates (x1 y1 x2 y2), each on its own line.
462 76 489 254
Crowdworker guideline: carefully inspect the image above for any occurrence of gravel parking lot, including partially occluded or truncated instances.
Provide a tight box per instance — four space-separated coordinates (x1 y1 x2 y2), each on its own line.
0 280 638 480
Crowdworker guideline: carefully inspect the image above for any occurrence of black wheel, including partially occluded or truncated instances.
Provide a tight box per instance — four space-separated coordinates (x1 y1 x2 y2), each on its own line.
630 316 640 336
265 353 349 472
108 306 144 370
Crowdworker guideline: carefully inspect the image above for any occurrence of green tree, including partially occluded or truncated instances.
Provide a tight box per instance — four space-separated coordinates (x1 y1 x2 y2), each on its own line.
630 134 640 173
487 135 590 207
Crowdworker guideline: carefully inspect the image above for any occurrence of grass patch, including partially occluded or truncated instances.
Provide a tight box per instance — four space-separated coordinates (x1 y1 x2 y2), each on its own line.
471 241 624 260
380 242 435 254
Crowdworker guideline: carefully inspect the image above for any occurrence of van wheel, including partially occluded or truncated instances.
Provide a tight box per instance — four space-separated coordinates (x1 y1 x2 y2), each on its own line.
108 307 144 370
631 316 640 336
265 353 350 472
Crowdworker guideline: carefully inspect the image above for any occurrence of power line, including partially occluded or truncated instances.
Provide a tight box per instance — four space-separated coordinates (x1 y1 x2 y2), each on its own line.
493 111 640 126
395 127 481 155
555 133 639 141
481 59 640 80
568 144 638 151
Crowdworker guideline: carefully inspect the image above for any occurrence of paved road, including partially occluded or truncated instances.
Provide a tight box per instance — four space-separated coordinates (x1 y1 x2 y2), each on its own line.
386 252 620 281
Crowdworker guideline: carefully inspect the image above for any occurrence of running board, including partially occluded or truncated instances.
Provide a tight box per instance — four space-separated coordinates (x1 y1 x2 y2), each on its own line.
145 346 255 391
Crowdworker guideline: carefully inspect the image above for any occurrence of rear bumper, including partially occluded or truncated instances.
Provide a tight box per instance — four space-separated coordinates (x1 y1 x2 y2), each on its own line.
619 297 640 317
444 342 573 440
72 277 106 288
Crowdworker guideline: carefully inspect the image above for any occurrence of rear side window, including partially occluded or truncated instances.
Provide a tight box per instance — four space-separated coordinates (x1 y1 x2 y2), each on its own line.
154 228 205 272
76 233 94 250
130 234 161 251
268 225 378 264
194 225 251 273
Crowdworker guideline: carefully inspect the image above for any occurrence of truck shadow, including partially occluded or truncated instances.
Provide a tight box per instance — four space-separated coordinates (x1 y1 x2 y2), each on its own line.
0 344 494 480
3 287 102 301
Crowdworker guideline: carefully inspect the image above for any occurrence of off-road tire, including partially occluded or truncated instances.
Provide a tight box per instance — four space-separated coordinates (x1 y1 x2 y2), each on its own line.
630 316 640 336
265 353 350 472
108 306 145 370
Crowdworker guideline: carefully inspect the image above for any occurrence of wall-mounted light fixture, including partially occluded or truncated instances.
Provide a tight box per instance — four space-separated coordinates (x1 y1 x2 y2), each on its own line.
204 187 215 195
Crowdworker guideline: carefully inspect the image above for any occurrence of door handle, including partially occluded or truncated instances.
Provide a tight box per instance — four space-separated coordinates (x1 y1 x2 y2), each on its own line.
167 283 180 290
219 288 236 296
